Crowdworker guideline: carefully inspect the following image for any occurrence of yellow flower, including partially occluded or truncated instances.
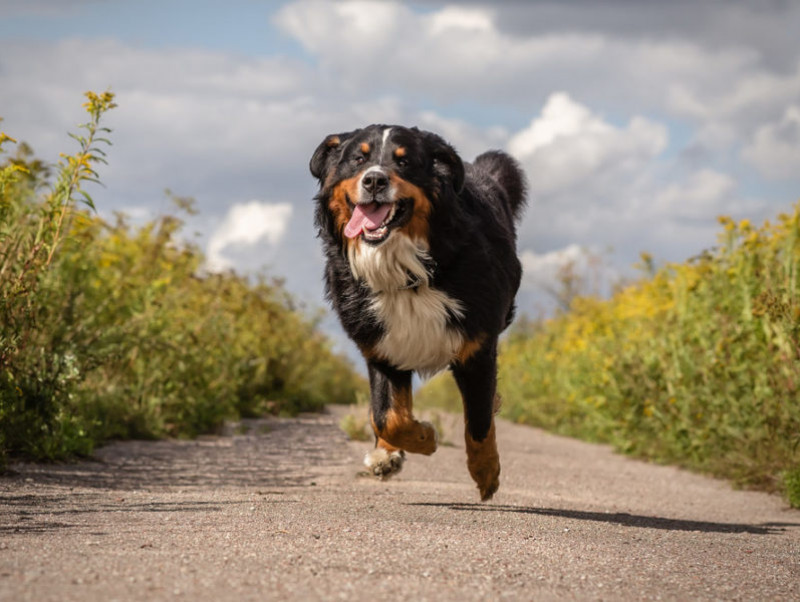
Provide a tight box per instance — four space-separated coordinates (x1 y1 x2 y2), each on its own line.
82 90 117 115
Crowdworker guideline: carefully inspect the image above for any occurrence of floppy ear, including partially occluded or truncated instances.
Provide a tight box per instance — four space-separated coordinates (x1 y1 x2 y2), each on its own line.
310 131 354 182
427 133 465 194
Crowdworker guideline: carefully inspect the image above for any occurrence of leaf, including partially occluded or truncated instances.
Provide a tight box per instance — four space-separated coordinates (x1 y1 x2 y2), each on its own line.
77 189 96 211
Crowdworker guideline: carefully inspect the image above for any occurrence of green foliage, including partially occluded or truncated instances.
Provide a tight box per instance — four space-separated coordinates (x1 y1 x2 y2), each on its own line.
784 467 800 509
484 208 800 506
414 371 462 413
339 412 371 441
0 93 366 467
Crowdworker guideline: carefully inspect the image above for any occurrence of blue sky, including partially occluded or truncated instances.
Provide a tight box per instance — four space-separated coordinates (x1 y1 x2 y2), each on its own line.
1 1 294 55
2 0 800 361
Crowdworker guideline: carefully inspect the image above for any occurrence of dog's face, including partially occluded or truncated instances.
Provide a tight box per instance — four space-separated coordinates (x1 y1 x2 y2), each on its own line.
310 125 465 247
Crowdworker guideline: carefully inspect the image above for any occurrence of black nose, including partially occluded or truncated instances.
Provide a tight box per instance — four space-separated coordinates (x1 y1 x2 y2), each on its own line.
361 171 389 195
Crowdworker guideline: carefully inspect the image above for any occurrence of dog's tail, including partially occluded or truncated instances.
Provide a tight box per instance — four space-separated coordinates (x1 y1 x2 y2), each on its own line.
473 150 527 222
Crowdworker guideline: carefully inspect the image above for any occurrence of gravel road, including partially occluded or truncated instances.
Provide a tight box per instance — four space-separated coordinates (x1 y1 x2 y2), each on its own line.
1 407 798 601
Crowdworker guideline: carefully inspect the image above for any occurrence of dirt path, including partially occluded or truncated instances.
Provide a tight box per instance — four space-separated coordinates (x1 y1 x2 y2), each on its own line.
1 407 798 601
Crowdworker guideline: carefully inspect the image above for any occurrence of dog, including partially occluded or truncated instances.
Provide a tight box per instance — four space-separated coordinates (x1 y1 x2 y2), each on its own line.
310 125 526 500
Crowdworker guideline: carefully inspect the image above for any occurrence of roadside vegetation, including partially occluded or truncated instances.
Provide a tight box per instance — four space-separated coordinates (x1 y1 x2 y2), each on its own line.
0 92 365 467
419 206 800 508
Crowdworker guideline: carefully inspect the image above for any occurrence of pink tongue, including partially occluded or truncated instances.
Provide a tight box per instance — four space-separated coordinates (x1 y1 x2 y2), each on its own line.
344 202 393 239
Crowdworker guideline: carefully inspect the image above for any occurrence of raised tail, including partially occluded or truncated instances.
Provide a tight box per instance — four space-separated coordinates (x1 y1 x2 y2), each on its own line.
473 150 527 222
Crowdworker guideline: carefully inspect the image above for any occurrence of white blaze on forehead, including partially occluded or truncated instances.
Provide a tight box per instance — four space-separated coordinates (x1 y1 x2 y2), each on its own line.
362 165 386 176
380 127 392 160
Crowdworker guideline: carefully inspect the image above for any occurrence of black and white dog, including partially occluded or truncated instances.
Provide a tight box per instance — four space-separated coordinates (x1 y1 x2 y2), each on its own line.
310 125 526 500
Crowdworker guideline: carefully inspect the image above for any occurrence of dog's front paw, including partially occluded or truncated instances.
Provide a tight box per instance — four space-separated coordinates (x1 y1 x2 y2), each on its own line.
477 467 500 501
387 420 437 455
414 420 438 455
364 447 405 479
465 421 500 501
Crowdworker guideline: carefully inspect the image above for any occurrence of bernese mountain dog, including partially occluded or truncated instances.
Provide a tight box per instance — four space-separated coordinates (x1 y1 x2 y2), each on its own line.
310 125 526 500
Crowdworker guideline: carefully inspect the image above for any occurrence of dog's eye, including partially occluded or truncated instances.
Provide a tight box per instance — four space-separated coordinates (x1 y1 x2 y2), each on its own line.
396 157 408 167
354 156 365 165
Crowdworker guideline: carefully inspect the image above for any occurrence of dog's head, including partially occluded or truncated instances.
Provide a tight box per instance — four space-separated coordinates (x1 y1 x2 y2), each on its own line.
310 125 464 248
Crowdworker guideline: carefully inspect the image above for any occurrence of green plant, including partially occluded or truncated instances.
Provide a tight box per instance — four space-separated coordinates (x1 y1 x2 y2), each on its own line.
414 371 462 413
0 92 117 463
339 412 371 441
783 466 800 509
0 93 367 467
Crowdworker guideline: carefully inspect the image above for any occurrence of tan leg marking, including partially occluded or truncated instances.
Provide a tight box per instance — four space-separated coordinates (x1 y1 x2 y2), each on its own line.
454 334 486 365
372 408 437 456
465 419 500 501
370 385 437 455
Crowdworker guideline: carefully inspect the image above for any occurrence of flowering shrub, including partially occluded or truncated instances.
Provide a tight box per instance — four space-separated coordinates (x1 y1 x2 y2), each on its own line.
502 208 800 506
0 93 365 465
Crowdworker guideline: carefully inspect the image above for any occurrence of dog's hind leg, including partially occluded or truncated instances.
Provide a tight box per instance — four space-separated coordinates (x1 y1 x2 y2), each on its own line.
452 340 501 501
363 361 437 479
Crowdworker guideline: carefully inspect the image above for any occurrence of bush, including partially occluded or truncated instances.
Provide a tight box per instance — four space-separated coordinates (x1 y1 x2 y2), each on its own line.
0 93 366 466
487 207 800 506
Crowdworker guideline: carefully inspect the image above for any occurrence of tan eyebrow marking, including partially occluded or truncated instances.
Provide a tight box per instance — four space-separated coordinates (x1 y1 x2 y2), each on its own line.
326 136 340 148
360 142 371 154
394 147 407 158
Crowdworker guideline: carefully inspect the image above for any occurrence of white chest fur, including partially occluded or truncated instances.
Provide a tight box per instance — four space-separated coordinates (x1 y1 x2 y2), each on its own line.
372 286 464 376
348 235 464 376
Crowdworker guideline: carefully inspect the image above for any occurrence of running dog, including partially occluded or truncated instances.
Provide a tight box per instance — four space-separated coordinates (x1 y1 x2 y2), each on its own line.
310 125 526 500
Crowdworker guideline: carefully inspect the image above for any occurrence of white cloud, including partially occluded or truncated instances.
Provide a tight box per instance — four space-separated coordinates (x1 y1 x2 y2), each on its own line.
508 92 610 156
653 169 736 219
521 244 589 286
273 0 797 140
273 1 407 66
669 61 800 153
741 105 800 180
414 111 509 160
428 6 494 35
507 92 668 199
520 244 618 304
504 93 765 271
668 62 800 123
0 38 327 206
206 201 293 272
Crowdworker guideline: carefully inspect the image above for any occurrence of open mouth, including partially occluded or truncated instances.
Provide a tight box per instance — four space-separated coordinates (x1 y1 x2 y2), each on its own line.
344 200 406 244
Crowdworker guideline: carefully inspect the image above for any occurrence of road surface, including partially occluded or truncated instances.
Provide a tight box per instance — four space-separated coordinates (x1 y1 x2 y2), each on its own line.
1 407 798 601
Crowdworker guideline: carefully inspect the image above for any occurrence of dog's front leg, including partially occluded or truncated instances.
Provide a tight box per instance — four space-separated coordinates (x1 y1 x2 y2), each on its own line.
452 340 501 501
363 361 437 479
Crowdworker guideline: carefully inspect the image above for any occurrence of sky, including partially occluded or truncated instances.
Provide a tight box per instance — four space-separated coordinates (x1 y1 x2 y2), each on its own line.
2 0 800 361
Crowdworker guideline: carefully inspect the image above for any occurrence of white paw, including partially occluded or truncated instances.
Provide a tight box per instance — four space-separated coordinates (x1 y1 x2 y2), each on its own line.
364 448 405 479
